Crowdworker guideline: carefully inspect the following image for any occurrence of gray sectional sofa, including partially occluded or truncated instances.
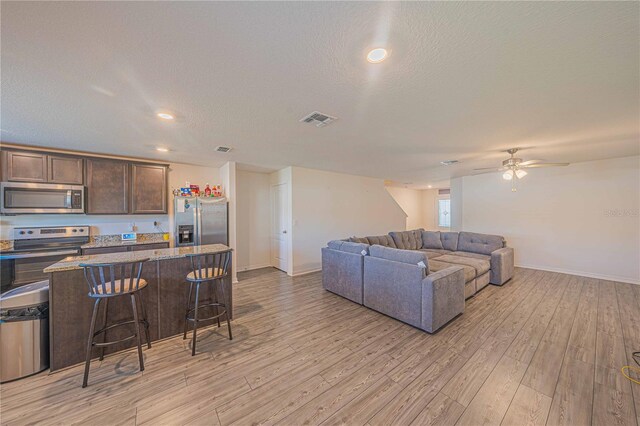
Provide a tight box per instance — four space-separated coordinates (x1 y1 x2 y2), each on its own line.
321 229 514 333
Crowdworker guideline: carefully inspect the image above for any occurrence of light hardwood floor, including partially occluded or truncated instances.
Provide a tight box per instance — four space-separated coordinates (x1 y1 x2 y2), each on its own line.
1 267 639 425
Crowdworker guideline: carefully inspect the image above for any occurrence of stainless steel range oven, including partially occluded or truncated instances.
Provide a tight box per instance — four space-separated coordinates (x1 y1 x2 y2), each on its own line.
1 182 85 215
0 226 89 293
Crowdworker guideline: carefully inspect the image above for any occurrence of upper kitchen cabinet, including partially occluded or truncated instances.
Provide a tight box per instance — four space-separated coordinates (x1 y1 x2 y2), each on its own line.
1 150 84 184
1 151 48 182
130 163 168 214
48 155 84 184
85 158 130 214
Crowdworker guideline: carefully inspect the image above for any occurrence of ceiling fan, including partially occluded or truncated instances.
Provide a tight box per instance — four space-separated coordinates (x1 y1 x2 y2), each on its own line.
473 148 570 191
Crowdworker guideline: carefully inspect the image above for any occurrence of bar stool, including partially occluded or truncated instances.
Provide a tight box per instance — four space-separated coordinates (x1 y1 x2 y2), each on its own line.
79 259 151 388
183 251 232 356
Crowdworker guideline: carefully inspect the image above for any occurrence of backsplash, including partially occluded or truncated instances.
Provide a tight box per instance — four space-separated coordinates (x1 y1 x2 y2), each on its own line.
86 233 168 247
0 215 169 241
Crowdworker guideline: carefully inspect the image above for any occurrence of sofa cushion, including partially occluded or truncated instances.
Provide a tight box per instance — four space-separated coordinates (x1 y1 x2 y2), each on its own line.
389 229 424 250
369 245 428 269
429 259 476 283
440 232 460 251
327 240 369 255
366 234 397 248
436 254 490 276
457 231 504 255
348 236 370 244
424 249 452 255
451 251 491 261
421 231 444 250
417 249 446 259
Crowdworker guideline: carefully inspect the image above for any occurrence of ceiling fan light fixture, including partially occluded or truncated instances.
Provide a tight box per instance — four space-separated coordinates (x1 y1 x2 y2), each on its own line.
515 169 528 179
502 170 514 180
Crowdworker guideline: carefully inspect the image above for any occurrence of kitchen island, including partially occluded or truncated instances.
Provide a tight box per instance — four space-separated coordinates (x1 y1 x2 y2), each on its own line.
44 244 232 372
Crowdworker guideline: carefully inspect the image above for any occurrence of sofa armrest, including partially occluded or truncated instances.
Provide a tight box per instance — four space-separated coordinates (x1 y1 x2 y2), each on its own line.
490 247 514 285
421 266 465 333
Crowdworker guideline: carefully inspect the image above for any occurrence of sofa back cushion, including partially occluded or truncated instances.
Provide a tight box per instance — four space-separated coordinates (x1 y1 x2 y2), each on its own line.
440 232 460 251
327 240 370 255
422 231 444 249
389 229 424 250
457 232 504 255
366 234 397 248
348 236 370 244
369 245 428 272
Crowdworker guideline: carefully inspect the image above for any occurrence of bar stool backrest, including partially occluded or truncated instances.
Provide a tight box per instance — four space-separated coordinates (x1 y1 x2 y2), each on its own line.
186 250 231 282
80 259 149 297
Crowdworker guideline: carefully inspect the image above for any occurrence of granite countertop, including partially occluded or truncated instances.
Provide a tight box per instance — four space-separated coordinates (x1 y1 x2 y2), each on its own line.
44 244 232 273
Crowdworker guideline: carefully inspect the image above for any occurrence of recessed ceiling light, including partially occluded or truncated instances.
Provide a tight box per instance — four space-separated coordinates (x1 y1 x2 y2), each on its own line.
156 147 169 152
157 112 174 120
366 48 388 63
427 185 433 189
440 160 459 166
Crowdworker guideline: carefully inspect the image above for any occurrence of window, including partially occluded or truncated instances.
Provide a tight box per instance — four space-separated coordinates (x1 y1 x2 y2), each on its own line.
438 198 451 228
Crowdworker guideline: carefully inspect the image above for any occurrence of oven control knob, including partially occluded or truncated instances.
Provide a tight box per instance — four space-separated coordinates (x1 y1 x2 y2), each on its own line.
72 229 77 233
79 229 85 232
27 231 33 234
19 231 25 235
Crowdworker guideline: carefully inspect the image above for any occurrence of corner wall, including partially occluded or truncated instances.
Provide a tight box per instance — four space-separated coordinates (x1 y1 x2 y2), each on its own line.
451 156 640 284
290 167 406 275
385 186 440 230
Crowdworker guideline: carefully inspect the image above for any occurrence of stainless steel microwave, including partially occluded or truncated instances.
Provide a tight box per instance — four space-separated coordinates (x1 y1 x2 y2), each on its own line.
1 182 85 214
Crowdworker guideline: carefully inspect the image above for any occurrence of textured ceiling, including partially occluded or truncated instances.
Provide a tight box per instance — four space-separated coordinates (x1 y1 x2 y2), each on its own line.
2 2 638 187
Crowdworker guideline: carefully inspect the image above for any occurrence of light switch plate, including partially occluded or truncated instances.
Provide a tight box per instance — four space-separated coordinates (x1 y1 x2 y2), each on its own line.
121 232 137 242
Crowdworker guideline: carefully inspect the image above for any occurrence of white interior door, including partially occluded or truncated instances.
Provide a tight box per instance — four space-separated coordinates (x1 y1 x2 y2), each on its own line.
271 183 289 273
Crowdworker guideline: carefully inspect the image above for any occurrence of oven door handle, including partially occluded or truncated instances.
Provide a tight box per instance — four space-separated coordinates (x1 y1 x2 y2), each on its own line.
66 190 73 208
0 249 79 260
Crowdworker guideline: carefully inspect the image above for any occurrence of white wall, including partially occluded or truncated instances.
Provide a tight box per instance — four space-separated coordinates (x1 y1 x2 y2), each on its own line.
236 170 271 272
220 162 238 283
290 167 406 275
385 186 440 231
0 161 221 241
451 156 640 284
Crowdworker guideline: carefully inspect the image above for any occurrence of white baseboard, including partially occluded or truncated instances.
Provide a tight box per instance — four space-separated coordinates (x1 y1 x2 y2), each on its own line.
516 263 639 285
291 268 322 277
237 263 273 273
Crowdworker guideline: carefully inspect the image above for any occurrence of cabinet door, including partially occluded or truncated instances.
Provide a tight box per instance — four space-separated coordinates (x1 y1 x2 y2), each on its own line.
130 164 167 214
48 155 84 184
82 246 129 255
1 151 47 182
85 158 129 214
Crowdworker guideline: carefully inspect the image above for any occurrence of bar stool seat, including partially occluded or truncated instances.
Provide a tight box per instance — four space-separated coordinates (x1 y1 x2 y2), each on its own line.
80 259 151 388
186 268 224 281
93 278 148 295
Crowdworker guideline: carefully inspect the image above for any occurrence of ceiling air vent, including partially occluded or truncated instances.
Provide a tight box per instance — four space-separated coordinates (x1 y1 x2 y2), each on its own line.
215 146 232 153
300 111 337 128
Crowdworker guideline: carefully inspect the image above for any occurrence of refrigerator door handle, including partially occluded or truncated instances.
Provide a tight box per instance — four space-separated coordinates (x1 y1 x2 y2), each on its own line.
196 204 203 246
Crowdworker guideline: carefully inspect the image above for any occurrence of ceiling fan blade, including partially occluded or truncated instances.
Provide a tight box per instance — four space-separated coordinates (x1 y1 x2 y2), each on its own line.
521 162 570 168
472 168 505 175
473 166 506 171
519 159 544 166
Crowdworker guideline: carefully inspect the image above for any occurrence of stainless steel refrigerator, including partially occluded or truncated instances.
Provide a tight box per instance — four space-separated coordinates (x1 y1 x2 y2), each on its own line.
174 197 228 247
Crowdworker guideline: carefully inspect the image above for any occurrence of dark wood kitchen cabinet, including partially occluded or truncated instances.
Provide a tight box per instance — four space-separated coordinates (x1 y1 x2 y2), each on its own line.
1 151 48 182
1 150 83 184
130 163 168 214
48 155 84 184
85 158 130 214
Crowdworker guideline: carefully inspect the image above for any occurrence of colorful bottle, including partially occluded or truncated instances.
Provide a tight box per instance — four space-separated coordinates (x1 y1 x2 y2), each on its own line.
204 183 212 197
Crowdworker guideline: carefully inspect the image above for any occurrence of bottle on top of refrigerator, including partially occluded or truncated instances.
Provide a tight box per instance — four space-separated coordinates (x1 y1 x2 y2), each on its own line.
204 184 212 197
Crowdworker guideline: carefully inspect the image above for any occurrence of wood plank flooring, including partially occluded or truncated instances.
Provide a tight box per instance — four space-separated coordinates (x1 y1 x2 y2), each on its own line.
1 267 638 426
